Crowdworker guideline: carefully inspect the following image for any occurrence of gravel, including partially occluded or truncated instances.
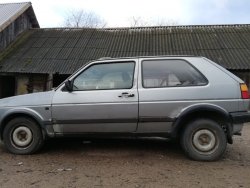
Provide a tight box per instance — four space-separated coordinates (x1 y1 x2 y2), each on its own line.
0 124 250 187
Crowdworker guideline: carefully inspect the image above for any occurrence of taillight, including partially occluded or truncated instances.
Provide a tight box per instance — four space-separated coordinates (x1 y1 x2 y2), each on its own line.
240 84 249 99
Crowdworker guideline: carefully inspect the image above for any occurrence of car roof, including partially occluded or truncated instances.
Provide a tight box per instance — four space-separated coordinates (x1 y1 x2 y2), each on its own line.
94 55 198 61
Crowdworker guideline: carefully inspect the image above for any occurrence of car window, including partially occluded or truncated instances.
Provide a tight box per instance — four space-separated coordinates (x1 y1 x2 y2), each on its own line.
142 59 208 88
73 62 135 90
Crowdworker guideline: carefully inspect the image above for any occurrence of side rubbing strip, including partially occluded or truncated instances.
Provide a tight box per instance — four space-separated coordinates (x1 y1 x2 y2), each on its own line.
55 118 138 124
139 117 176 122
52 117 175 124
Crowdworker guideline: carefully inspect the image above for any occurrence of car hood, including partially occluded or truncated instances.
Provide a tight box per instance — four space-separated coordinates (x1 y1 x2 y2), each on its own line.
0 90 55 107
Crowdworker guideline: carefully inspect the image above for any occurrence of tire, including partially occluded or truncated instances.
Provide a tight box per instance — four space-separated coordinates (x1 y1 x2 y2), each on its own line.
3 117 44 154
180 119 227 161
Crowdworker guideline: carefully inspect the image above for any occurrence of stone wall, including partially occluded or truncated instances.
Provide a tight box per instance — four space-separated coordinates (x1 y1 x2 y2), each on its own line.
16 74 29 95
25 74 51 93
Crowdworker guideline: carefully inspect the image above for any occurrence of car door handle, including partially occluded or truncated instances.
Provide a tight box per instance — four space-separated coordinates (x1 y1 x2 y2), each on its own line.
118 93 135 98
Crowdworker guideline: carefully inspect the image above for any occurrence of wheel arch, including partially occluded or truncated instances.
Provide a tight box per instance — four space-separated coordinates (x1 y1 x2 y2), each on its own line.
0 109 46 140
171 104 233 144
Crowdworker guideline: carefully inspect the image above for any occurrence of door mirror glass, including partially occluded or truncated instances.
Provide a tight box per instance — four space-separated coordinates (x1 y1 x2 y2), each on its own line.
65 80 73 91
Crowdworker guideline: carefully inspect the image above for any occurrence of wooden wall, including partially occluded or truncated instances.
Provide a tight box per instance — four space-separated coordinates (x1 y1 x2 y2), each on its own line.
0 12 31 52
0 73 52 99
25 74 49 93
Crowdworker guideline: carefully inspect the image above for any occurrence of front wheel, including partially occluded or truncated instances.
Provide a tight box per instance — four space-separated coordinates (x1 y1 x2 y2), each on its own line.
3 117 44 154
180 119 227 161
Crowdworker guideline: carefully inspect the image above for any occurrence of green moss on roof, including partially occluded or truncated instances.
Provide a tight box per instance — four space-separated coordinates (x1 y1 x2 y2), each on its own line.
1 25 250 74
0 30 35 61
24 58 31 67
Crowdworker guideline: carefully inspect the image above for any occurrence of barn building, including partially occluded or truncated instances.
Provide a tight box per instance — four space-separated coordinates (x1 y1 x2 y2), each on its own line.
0 2 39 98
1 2 250 99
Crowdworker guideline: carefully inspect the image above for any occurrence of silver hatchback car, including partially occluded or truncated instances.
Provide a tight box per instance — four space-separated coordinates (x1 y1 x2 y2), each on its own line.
0 56 250 161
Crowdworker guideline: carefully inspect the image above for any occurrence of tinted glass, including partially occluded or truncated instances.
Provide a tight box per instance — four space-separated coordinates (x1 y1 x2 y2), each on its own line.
73 62 135 90
142 60 207 88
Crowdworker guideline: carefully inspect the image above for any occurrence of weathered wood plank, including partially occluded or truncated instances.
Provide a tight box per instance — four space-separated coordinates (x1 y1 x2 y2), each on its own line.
0 12 30 52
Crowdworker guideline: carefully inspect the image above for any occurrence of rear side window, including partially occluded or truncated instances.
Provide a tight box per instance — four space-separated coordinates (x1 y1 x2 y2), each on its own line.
142 59 208 88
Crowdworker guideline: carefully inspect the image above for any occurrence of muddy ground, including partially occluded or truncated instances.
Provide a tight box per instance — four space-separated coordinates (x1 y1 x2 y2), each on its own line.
0 124 250 188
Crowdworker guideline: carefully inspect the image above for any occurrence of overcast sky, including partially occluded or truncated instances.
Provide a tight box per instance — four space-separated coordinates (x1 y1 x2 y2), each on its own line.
2 0 250 28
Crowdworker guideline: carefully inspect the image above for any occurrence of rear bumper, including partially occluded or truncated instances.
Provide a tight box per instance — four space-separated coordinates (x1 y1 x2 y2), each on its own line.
230 111 250 124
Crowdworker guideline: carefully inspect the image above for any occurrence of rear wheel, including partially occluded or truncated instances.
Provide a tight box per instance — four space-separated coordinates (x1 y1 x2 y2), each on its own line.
180 119 227 161
3 117 44 154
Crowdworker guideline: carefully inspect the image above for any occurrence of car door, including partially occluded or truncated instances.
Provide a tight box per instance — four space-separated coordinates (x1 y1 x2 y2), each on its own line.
51 59 139 133
137 57 209 132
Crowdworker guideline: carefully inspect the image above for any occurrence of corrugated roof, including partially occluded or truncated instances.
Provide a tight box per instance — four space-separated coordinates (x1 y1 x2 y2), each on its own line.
1 24 250 74
0 2 39 32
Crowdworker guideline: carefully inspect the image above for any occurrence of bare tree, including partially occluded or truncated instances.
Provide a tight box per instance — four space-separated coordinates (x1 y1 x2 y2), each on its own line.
62 8 107 28
128 16 180 27
154 18 180 26
128 16 151 27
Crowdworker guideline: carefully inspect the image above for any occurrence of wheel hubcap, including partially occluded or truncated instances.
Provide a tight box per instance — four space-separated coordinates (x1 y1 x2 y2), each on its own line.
12 126 33 147
193 129 216 152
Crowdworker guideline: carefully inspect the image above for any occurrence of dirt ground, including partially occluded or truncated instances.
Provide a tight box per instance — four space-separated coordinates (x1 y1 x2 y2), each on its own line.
0 124 250 188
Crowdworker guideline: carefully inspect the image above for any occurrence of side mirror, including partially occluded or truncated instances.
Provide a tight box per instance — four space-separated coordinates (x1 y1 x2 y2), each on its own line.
65 80 73 91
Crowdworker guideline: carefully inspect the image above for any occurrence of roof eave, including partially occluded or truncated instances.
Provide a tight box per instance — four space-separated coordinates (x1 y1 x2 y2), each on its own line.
25 5 40 28
0 2 40 32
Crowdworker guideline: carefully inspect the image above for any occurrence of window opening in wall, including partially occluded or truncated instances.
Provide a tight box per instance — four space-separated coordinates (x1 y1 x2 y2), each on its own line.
53 74 70 88
0 76 15 99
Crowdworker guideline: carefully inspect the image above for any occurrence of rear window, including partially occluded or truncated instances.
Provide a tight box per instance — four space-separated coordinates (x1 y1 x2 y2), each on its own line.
142 59 208 88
